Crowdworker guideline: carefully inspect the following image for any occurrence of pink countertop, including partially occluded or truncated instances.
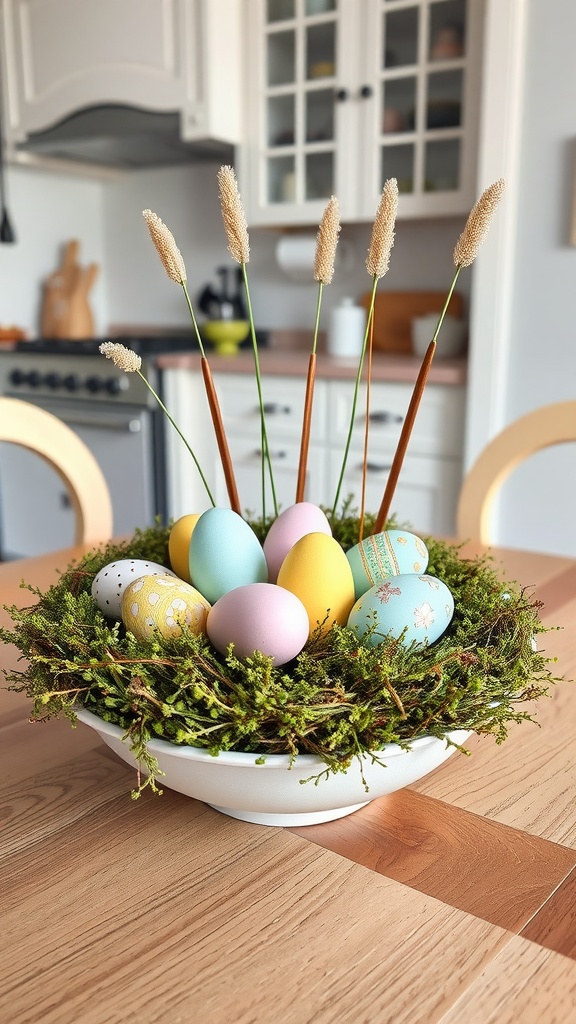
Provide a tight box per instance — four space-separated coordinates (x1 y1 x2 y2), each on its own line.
156 349 468 385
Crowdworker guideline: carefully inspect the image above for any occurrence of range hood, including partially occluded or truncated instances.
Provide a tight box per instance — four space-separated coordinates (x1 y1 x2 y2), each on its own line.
16 105 234 171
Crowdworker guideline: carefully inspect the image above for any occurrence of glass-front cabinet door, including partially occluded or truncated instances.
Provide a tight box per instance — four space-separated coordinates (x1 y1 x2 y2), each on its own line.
244 0 359 225
242 0 484 225
359 0 484 217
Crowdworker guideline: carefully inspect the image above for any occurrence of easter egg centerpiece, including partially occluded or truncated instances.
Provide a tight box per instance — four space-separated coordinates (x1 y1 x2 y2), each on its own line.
2 169 558 828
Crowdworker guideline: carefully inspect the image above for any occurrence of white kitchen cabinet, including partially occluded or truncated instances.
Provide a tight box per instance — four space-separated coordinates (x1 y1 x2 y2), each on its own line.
206 373 328 517
327 379 465 533
164 368 329 519
240 0 484 225
164 366 465 536
328 450 463 535
0 0 242 167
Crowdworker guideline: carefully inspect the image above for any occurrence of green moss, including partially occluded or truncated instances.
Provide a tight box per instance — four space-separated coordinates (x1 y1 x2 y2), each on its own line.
0 515 561 796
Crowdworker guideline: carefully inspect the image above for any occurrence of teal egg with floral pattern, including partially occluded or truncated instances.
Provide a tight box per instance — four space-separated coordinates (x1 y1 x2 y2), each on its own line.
347 573 454 648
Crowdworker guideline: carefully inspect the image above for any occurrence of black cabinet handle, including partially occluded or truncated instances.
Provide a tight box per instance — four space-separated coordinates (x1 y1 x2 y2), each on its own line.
253 448 287 460
335 88 349 102
367 410 404 424
360 85 374 99
356 461 392 473
261 402 292 415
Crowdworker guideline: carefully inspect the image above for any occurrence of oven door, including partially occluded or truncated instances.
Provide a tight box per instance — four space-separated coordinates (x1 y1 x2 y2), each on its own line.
0 398 161 559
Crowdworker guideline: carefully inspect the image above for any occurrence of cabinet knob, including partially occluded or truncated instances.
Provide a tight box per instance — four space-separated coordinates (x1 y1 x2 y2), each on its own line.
367 410 404 424
334 88 349 102
359 85 374 99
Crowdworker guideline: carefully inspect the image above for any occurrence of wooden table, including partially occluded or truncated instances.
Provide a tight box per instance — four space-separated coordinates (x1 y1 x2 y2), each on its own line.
1 543 576 1023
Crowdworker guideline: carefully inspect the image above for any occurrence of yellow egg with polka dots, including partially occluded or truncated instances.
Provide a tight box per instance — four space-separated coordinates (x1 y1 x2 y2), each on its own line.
121 572 210 641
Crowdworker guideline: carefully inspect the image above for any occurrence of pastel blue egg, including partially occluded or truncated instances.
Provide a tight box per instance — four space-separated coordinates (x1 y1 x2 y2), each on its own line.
189 508 268 603
347 573 454 648
346 529 429 600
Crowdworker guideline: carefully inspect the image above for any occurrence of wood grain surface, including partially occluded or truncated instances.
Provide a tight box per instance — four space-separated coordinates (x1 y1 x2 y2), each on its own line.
1 541 576 1022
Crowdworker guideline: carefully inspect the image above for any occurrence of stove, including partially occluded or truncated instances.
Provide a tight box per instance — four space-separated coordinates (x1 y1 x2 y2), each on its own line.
0 336 195 559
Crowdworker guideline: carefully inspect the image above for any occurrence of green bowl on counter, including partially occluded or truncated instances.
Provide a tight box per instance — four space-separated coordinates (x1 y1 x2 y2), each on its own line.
202 320 249 356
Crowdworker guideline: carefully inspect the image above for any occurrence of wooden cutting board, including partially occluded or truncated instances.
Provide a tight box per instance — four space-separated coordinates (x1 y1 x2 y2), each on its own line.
359 290 464 354
41 240 99 340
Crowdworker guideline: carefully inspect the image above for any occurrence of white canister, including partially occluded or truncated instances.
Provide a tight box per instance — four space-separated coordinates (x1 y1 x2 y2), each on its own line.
327 298 366 358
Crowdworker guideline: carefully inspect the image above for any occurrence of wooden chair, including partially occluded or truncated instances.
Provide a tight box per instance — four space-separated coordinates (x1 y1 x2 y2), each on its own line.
456 400 576 544
0 396 113 547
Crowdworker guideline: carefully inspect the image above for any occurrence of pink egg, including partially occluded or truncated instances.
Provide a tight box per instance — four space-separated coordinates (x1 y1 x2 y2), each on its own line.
263 502 332 583
207 583 309 665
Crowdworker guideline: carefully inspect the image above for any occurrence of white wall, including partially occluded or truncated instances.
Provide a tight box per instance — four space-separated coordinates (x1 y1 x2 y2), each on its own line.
102 161 470 334
0 164 108 336
1 159 470 339
486 0 576 556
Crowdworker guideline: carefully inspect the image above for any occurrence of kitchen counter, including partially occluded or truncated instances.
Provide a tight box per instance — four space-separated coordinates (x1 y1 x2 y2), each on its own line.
156 349 468 385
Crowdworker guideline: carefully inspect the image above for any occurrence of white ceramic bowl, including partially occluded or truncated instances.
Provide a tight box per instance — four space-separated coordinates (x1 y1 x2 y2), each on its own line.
77 708 471 827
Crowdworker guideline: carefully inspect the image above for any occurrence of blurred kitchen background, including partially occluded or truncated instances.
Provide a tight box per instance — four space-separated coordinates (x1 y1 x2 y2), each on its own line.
1 0 575 557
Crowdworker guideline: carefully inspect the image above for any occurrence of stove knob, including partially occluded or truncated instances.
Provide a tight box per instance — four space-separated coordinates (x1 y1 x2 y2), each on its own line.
26 371 42 388
105 376 127 395
8 368 26 386
63 374 81 392
45 372 63 389
85 376 104 394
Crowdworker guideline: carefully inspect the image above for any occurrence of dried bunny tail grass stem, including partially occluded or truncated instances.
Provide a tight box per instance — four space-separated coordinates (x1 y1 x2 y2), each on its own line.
217 165 277 517
453 177 506 268
314 195 340 286
142 209 187 284
371 178 506 534
331 180 399 520
141 210 241 510
142 209 207 358
99 343 216 507
99 342 141 373
295 197 341 503
366 177 399 278
217 165 250 265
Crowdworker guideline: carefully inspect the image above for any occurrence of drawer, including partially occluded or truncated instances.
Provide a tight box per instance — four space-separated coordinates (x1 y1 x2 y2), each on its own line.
328 449 463 536
328 381 466 459
217 437 327 517
214 374 328 443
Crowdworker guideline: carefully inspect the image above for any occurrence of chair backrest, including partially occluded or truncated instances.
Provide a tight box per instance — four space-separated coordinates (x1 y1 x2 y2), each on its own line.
456 400 576 544
0 396 113 547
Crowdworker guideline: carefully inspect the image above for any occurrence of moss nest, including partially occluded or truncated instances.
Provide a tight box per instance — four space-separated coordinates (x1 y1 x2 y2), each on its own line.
0 511 559 795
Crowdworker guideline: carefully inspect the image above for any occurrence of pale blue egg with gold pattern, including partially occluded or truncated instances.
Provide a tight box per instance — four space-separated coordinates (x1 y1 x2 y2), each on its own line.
346 529 429 600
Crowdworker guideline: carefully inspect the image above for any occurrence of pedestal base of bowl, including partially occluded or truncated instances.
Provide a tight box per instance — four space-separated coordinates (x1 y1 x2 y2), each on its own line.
208 801 370 827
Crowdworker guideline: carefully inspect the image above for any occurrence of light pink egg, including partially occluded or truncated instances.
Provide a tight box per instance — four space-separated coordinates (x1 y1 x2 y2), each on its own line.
263 502 332 583
207 583 309 666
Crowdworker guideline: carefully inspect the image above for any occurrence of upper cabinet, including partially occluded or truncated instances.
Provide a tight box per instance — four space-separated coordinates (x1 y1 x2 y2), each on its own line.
0 0 242 171
240 0 485 225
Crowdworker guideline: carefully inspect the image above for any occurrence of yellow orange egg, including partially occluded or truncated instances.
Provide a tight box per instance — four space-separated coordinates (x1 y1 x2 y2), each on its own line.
121 573 210 641
168 513 201 582
277 532 355 637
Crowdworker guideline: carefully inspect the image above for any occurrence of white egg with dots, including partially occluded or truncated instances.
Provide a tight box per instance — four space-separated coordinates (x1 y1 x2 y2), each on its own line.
91 559 176 619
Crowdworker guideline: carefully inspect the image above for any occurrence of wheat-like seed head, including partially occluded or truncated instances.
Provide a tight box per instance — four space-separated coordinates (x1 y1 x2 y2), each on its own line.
217 165 250 264
453 178 506 268
99 342 142 373
366 178 399 278
142 209 187 284
314 196 341 284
